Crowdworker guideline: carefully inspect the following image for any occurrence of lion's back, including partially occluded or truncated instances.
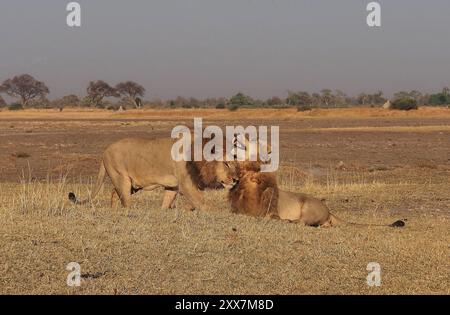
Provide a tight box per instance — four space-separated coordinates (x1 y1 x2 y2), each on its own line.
103 138 177 177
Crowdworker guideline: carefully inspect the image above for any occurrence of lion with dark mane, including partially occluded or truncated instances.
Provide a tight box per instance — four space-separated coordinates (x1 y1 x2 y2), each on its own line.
229 170 405 228
69 137 238 210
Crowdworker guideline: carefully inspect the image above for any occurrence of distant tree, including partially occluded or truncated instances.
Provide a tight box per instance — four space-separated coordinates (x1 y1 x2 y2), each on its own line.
391 98 418 110
174 96 188 107
52 94 80 110
61 94 80 106
80 96 95 107
311 93 321 106
407 90 423 103
135 97 143 108
115 81 146 109
334 90 348 106
393 91 411 101
87 81 118 107
357 93 369 105
357 91 386 105
286 91 313 106
429 87 450 106
297 91 312 106
320 89 334 107
286 91 300 106
266 96 283 107
188 97 200 108
229 92 253 107
392 90 426 105
0 74 49 106
369 90 386 105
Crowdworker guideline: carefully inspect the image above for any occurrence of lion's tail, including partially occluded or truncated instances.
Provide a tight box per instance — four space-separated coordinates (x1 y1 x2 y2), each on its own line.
68 160 107 205
329 213 406 228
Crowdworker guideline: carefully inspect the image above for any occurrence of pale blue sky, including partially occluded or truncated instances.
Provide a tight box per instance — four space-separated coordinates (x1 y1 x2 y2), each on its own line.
1 0 449 100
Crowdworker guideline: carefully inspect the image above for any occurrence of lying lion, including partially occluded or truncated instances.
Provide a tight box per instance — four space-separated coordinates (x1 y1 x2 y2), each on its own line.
229 171 405 228
69 137 238 210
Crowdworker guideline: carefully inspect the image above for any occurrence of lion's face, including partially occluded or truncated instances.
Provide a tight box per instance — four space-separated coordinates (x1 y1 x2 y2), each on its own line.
214 161 239 189
232 135 273 174
197 160 239 189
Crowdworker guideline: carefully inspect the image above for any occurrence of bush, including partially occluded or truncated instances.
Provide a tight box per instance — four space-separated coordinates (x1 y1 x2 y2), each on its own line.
229 92 253 106
182 104 192 109
429 93 450 106
215 103 225 109
391 98 418 110
8 103 24 111
227 104 239 111
297 104 313 112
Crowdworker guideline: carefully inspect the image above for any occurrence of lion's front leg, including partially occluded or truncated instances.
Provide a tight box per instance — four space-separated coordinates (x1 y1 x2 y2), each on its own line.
179 179 205 211
161 188 178 210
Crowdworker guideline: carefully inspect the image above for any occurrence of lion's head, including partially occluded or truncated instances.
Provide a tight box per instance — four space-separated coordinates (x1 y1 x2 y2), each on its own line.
187 160 239 190
228 170 279 217
232 134 274 175
202 161 239 189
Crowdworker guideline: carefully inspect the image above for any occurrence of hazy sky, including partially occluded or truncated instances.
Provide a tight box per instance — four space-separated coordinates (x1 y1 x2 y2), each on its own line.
1 0 450 100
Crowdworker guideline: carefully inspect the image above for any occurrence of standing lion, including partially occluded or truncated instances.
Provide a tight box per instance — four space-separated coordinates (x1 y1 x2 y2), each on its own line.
69 137 238 210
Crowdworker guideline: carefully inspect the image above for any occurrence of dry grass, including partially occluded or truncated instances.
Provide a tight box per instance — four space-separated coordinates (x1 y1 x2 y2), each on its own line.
1 107 449 121
285 125 450 133
0 109 448 294
0 169 448 295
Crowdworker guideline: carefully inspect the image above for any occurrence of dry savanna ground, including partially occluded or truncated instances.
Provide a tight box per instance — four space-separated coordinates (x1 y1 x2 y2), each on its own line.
0 108 449 295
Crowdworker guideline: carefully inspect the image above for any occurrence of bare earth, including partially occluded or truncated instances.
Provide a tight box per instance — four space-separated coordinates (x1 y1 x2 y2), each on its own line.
0 108 449 294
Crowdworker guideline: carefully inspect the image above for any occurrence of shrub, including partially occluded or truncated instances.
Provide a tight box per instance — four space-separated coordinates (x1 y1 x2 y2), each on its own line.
215 103 225 109
391 98 418 110
81 96 94 107
229 92 253 106
8 103 24 111
228 104 239 111
297 104 313 112
429 93 450 106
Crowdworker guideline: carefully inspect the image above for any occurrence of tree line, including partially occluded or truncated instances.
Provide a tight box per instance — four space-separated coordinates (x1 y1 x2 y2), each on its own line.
1 74 449 110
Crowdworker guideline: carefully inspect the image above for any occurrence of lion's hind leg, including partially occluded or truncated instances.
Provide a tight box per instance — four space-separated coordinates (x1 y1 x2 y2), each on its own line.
110 175 132 208
111 189 119 208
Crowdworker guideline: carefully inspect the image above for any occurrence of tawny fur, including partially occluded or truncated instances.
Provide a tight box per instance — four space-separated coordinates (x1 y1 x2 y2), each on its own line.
229 171 405 228
69 137 237 210
229 171 279 217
